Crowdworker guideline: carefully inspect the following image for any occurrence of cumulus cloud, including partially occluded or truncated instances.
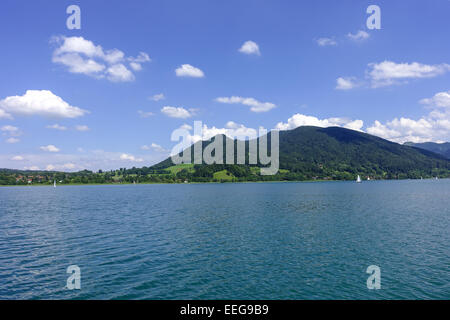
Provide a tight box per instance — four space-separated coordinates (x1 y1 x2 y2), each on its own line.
107 63 135 82
420 90 450 108
175 64 205 78
366 117 445 143
24 166 40 171
170 121 261 155
6 137 20 144
0 109 13 119
52 52 106 75
0 90 87 118
1 125 22 143
75 125 90 132
1 125 20 135
238 40 261 55
215 96 276 113
368 61 450 88
161 106 195 119
337 61 450 89
336 77 360 90
366 91 450 143
40 145 60 152
128 52 151 71
316 37 337 46
11 155 24 161
138 110 154 118
0 150 167 172
46 163 76 171
46 124 67 131
275 113 364 132
347 30 370 41
142 143 168 153
52 36 150 82
149 93 165 101
120 153 143 162
191 121 259 141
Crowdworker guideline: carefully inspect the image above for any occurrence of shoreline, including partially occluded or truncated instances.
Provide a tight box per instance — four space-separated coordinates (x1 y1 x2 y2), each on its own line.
0 177 447 187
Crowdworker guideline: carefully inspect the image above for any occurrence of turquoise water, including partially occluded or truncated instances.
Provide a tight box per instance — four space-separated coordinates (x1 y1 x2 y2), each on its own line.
0 180 449 299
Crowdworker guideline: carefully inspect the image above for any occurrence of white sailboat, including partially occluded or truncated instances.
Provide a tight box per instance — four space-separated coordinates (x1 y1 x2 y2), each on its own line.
356 175 362 183
53 180 56 188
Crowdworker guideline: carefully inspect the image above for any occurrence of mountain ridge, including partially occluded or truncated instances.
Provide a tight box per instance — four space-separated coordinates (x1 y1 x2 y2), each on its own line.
1 126 449 185
404 141 450 159
152 125 450 180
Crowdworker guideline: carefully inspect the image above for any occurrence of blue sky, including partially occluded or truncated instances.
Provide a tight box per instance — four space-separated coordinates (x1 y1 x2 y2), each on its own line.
0 0 449 171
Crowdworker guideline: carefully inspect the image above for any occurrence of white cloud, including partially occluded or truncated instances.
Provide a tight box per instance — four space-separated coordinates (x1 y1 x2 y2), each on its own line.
129 52 150 63
120 153 144 162
107 64 135 82
138 110 154 118
180 124 192 130
75 125 90 132
46 124 67 131
316 37 337 46
170 121 260 155
336 77 360 90
149 93 165 101
52 52 106 75
0 150 166 172
52 36 149 82
129 62 142 71
40 145 60 152
275 113 364 132
366 91 450 143
11 155 24 161
420 90 450 108
0 109 13 119
215 96 276 113
62 163 76 170
1 125 22 143
53 36 104 58
24 166 40 171
103 49 125 64
142 143 168 153
0 90 87 118
161 106 195 119
175 64 205 78
368 61 450 88
238 40 261 55
347 30 370 41
44 163 77 171
1 125 20 134
6 137 20 144
128 52 151 71
366 117 441 143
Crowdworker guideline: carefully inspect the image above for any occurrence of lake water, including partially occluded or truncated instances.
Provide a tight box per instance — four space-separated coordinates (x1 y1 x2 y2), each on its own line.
0 180 449 299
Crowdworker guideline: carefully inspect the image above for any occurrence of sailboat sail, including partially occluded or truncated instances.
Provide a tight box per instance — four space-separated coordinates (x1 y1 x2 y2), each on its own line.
356 175 361 183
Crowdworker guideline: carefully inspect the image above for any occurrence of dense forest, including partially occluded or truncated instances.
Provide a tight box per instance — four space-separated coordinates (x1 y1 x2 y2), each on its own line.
1 126 450 185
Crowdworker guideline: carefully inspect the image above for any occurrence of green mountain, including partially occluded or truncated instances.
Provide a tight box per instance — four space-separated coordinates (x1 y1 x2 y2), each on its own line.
153 126 450 181
404 141 450 159
1 126 449 185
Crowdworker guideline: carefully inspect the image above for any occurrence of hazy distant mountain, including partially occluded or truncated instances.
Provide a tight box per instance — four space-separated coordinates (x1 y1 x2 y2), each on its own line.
404 142 450 159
